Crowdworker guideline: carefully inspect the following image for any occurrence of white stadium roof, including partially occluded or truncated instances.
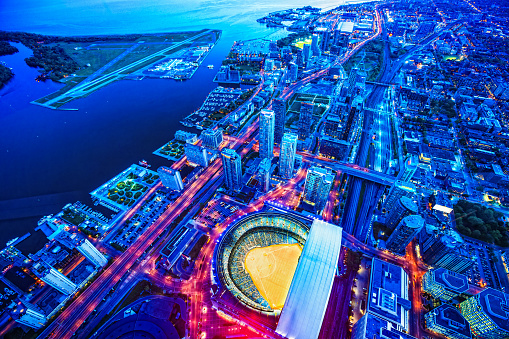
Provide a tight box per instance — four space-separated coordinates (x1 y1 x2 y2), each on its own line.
276 219 343 339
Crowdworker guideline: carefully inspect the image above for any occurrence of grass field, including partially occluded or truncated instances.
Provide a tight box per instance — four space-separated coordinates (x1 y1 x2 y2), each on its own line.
244 244 302 309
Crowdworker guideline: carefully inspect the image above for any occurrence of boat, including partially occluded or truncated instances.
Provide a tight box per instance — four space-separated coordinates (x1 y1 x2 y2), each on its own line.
207 65 214 69
139 159 151 168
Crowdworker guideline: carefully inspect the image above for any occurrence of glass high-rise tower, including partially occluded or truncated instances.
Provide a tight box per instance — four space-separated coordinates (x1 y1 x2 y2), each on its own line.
221 148 242 191
259 109 275 160
279 133 298 179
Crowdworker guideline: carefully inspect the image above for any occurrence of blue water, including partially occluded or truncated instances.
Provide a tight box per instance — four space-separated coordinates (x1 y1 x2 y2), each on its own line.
0 0 347 245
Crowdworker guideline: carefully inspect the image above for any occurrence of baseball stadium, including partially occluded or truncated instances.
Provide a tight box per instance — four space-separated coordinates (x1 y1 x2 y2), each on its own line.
212 211 310 315
211 206 343 339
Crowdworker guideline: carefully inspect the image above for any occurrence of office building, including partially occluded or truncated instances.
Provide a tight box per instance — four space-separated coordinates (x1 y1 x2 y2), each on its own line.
425 304 471 339
273 98 287 144
264 58 275 71
258 158 271 192
303 44 312 63
311 34 320 56
175 130 197 143
366 258 411 331
185 142 209 167
303 166 334 212
352 313 417 339
384 180 416 210
158 166 184 191
324 114 341 138
347 66 367 98
289 62 298 82
422 268 469 301
56 232 108 267
319 137 350 161
11 301 46 329
386 215 424 254
385 197 418 231
422 229 475 274
259 109 275 160
221 148 242 191
460 288 509 338
201 128 223 149
298 102 313 140
399 155 418 182
279 133 298 179
31 262 77 295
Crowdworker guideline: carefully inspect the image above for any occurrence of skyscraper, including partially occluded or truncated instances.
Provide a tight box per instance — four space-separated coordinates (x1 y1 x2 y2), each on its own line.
273 98 287 144
386 215 424 254
201 128 223 149
385 196 418 230
289 62 298 82
347 66 367 98
303 44 312 64
399 155 418 182
311 34 320 56
158 166 184 191
221 148 242 191
259 109 275 160
383 180 416 210
279 133 298 179
298 102 313 140
340 105 359 142
31 262 77 295
460 288 509 338
258 158 271 192
303 166 334 212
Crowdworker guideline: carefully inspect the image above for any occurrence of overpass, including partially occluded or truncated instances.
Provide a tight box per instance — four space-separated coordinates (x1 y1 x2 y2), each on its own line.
299 153 395 186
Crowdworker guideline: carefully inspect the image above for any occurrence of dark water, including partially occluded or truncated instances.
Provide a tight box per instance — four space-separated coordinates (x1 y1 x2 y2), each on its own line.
0 0 348 246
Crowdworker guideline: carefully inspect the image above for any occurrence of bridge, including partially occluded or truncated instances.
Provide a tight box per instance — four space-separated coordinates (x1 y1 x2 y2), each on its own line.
299 153 395 186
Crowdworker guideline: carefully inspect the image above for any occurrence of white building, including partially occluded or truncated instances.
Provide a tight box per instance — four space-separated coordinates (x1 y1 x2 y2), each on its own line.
158 166 184 191
31 262 76 295
11 301 46 329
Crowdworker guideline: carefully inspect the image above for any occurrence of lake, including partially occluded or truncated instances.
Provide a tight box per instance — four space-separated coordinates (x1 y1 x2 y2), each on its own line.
0 0 353 246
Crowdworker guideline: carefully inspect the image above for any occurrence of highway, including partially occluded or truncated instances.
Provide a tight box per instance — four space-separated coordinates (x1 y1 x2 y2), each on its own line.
39 120 260 339
35 7 389 338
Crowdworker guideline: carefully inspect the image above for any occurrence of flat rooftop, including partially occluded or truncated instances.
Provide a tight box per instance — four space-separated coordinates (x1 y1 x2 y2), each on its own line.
433 268 469 293
276 220 342 339
367 258 410 331
355 313 417 339
479 288 509 332
428 304 471 338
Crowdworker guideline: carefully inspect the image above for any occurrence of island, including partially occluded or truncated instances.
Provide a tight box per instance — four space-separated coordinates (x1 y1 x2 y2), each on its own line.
0 29 221 109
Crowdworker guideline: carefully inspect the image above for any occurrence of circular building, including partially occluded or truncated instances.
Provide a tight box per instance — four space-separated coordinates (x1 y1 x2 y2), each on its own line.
212 211 310 314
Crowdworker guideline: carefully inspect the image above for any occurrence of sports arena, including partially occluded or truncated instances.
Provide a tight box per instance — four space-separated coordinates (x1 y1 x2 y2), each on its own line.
212 211 310 315
211 206 343 339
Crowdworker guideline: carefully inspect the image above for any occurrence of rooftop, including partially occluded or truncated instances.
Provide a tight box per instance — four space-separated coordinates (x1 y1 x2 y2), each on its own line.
433 268 469 293
367 258 410 330
428 304 471 338
276 220 343 339
478 288 509 331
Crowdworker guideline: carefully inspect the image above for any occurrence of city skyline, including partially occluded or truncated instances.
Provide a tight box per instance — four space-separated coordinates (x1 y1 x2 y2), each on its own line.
1 0 509 338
